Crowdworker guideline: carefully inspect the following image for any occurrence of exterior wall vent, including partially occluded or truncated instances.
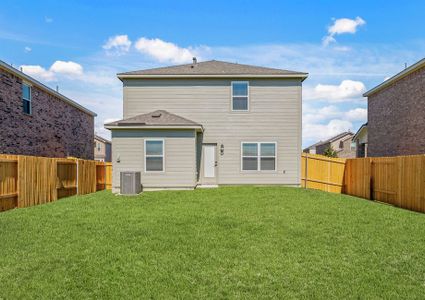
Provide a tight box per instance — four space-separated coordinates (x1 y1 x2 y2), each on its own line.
120 171 142 195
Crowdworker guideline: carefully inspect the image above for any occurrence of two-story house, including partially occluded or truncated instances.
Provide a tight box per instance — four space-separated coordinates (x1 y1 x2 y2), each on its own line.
94 135 112 162
105 59 307 192
304 132 356 158
363 57 425 157
0 60 96 159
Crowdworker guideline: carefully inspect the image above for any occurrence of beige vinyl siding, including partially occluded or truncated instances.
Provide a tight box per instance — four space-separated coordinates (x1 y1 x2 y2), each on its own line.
122 78 302 185
111 129 197 192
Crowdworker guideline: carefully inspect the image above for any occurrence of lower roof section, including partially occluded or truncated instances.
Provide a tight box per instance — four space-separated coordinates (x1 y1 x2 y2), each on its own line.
105 110 203 132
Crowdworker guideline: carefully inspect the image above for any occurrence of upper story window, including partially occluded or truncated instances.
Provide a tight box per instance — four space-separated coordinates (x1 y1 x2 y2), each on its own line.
231 81 249 111
241 142 276 171
145 139 164 172
22 83 31 114
97 143 101 151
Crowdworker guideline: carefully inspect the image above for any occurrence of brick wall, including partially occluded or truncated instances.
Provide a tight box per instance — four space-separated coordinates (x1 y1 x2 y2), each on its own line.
0 68 94 159
368 66 425 157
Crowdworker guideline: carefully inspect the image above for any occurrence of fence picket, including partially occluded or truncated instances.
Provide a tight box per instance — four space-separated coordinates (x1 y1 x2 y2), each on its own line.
0 154 112 212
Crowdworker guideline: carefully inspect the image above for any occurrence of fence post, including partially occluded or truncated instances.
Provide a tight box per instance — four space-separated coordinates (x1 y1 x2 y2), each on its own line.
327 159 331 192
397 156 403 207
369 159 374 200
304 153 308 189
76 159 79 195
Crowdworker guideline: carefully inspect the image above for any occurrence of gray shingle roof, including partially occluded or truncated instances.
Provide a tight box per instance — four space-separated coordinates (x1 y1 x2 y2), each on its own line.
118 60 307 77
325 132 354 143
105 110 202 128
304 132 354 150
94 135 111 144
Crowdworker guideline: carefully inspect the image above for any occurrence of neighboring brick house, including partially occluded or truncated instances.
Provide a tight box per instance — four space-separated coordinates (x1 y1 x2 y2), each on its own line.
364 58 425 157
94 135 112 162
303 132 356 158
0 60 96 159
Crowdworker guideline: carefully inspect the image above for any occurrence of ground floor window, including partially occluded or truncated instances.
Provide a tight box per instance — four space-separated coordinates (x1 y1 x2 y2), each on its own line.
241 142 276 171
145 139 164 172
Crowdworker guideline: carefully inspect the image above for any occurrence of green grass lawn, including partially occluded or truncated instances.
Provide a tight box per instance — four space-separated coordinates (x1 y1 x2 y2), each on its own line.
1 186 425 299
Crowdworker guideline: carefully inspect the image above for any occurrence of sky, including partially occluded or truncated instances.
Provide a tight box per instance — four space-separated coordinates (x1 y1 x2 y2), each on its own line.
1 0 424 147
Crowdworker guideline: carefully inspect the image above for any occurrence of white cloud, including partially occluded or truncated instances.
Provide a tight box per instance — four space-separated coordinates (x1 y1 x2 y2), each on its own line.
302 103 366 146
20 65 56 81
134 37 195 63
345 108 367 121
329 17 366 35
19 37 424 147
323 17 366 46
24 46 32 53
332 46 351 52
21 60 83 82
322 35 336 47
303 119 353 141
50 60 83 76
103 35 132 55
303 105 367 124
306 80 366 102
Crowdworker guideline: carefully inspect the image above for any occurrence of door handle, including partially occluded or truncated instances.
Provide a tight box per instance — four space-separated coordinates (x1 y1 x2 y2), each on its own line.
214 161 218 167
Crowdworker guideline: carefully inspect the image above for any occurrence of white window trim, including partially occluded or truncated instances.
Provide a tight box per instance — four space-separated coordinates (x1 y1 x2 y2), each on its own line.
22 82 32 115
231 81 249 112
144 139 165 173
241 142 277 172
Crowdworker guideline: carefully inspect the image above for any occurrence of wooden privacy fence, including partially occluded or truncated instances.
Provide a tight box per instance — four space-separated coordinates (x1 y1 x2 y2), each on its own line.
301 153 346 193
302 153 425 213
0 154 112 212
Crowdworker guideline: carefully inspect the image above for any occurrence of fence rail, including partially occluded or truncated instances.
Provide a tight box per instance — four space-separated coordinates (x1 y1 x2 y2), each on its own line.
2 153 424 214
301 153 346 193
0 154 112 212
302 153 425 213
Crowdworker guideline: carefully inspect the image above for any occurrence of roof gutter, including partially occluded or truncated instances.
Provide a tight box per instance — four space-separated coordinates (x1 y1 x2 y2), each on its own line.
105 124 204 132
117 73 309 81
0 60 97 117
363 58 425 97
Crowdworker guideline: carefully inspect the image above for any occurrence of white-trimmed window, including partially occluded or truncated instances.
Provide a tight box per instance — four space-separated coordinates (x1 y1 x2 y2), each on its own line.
231 81 249 111
22 83 31 114
241 142 276 171
145 139 164 172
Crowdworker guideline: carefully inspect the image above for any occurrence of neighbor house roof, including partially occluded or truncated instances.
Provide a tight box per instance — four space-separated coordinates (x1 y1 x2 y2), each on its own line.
94 135 111 144
352 123 368 141
363 57 425 97
323 132 354 144
303 141 323 152
104 110 203 131
304 132 354 150
118 60 308 80
0 60 96 116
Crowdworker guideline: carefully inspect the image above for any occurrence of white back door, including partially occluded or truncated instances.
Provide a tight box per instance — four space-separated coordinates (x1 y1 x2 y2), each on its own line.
203 145 216 178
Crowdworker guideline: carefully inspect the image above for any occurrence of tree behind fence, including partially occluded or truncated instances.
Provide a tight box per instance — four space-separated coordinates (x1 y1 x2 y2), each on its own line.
0 154 112 212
